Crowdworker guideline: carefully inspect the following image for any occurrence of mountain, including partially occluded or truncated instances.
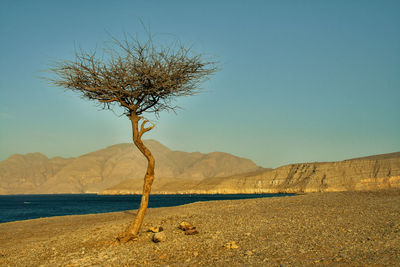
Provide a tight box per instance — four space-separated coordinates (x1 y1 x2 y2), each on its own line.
100 151 400 194
2 143 399 195
0 140 262 194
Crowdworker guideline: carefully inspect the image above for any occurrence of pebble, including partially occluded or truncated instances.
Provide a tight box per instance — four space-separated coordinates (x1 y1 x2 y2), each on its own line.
178 221 199 235
152 232 166 243
179 221 195 231
224 241 239 249
148 226 163 233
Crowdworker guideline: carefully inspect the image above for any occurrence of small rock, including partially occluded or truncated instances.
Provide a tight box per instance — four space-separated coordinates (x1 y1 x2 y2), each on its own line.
193 251 199 257
179 221 195 231
148 226 163 233
152 232 166 243
179 221 199 235
224 241 239 249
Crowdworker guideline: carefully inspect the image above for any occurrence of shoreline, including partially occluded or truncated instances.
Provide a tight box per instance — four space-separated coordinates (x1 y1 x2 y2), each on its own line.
1 190 399 266
0 193 296 224
0 192 297 196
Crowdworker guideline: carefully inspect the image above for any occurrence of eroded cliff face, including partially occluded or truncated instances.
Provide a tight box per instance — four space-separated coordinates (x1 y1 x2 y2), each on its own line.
100 153 400 194
233 156 400 193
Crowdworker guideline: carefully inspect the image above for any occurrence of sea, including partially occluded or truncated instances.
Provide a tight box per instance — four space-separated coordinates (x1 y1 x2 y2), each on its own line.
0 193 294 223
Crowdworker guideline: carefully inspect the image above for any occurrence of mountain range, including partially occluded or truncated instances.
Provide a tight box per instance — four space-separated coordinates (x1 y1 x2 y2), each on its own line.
0 140 262 194
1 140 399 195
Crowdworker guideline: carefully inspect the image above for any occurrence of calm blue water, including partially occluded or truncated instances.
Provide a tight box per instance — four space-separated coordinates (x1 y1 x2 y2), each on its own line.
0 193 294 223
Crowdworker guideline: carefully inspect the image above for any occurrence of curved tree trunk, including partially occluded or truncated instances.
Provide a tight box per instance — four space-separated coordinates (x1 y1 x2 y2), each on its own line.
117 114 155 243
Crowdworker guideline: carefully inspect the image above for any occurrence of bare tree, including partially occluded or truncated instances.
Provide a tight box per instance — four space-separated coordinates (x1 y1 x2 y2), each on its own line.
48 34 217 242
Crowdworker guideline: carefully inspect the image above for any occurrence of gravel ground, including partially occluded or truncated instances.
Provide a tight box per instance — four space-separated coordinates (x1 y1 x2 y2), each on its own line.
0 190 399 266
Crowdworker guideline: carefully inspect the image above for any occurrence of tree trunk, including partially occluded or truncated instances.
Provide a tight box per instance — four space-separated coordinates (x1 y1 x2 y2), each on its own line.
117 115 155 243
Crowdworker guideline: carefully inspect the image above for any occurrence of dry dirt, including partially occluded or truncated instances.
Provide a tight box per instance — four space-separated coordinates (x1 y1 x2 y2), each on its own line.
0 190 399 266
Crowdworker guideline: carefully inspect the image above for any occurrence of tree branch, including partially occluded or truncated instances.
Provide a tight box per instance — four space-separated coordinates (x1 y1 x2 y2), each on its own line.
138 119 155 138
98 98 119 103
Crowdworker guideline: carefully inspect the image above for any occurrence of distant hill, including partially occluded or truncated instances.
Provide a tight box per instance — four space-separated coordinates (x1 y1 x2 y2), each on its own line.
100 151 400 194
344 151 400 161
0 140 262 194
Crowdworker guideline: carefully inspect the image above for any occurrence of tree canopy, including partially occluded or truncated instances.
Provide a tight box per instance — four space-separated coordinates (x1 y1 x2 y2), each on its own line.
49 36 217 116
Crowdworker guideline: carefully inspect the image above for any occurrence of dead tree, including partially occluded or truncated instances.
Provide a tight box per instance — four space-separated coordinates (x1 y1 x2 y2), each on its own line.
48 34 217 242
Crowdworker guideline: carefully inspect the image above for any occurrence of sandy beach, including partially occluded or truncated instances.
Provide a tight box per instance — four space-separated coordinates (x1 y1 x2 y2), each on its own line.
0 190 399 266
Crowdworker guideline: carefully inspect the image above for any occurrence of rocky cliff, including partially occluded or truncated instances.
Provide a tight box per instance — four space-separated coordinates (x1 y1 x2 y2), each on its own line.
0 140 262 194
100 152 400 194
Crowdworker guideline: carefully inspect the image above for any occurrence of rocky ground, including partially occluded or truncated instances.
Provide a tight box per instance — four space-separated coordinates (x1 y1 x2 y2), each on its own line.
0 190 399 266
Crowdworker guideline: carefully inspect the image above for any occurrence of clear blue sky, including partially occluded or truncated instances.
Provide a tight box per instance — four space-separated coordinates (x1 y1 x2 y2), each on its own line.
0 0 399 168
